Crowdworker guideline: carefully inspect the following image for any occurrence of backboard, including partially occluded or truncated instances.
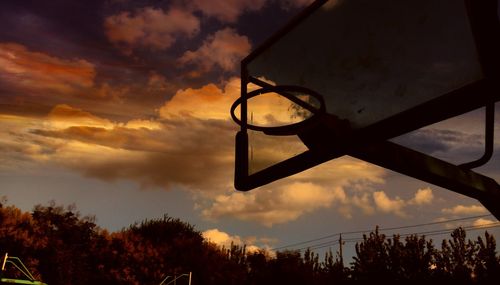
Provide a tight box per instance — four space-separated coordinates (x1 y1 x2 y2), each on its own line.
232 0 500 218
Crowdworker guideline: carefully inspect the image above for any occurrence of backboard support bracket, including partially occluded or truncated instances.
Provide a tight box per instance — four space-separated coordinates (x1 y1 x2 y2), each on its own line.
460 103 495 169
349 141 500 220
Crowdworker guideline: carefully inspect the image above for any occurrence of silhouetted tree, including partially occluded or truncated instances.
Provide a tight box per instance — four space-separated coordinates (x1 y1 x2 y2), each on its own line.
1 199 499 285
473 231 500 283
352 227 391 281
399 234 434 281
31 203 100 285
322 249 349 284
247 250 271 285
269 250 308 285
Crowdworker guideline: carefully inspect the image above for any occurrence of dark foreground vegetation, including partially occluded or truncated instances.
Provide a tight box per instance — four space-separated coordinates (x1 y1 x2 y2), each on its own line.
1 200 499 285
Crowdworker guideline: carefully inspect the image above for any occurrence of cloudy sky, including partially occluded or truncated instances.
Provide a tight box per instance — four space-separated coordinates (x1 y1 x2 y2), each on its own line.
1 0 499 260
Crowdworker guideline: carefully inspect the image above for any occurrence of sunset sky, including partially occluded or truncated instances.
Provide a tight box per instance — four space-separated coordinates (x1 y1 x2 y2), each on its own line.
1 0 499 260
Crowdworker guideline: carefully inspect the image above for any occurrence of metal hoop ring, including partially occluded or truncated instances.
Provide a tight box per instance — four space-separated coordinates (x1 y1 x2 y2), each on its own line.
230 85 326 136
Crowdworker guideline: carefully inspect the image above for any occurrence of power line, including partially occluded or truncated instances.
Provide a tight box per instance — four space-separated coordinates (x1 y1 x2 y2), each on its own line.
367 214 495 234
390 222 500 239
308 222 500 251
295 222 500 252
299 222 500 252
272 214 495 251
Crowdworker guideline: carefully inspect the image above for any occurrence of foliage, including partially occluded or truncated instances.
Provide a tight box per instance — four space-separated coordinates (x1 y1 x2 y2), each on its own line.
0 199 499 284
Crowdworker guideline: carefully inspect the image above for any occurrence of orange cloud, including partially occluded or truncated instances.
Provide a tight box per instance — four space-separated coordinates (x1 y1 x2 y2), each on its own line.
0 77 382 226
0 43 95 94
373 191 407 217
188 0 315 22
25 103 235 191
18 91 388 226
472 218 497 227
47 104 114 129
203 182 348 226
202 157 387 225
202 179 439 225
408 187 434 205
147 72 171 93
202 228 275 253
179 28 251 72
0 114 67 167
94 83 130 101
104 7 200 53
441 204 488 215
158 77 310 175
159 76 303 129
190 0 266 22
372 188 435 218
0 43 132 107
6 75 447 226
159 77 239 120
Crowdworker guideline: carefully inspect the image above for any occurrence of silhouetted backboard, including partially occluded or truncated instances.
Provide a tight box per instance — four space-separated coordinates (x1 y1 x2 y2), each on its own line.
232 0 500 219
247 0 483 130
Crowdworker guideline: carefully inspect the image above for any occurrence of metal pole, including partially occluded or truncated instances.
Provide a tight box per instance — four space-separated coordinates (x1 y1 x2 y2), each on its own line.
2 253 7 271
159 276 171 285
188 272 192 285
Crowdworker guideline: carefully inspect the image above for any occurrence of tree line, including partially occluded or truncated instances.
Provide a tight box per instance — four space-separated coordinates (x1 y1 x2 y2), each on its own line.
0 199 499 284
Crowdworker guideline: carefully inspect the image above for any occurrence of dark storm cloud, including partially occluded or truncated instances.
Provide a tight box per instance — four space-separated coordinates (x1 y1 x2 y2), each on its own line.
392 128 483 155
0 0 112 60
0 0 313 125
0 42 168 121
0 0 191 107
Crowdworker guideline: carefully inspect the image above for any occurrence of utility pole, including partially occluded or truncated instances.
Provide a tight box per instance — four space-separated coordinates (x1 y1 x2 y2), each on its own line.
339 233 345 266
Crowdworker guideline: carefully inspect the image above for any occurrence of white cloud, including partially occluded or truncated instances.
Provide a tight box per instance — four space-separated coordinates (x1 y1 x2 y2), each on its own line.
179 28 251 73
441 204 488 215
